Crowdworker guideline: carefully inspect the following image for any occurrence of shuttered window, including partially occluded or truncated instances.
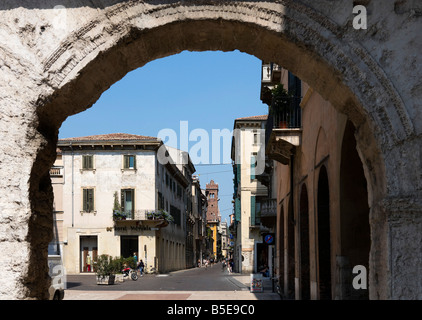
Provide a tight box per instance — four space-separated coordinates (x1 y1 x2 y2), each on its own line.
123 155 136 169
83 188 94 212
250 154 257 180
82 155 93 169
121 189 135 218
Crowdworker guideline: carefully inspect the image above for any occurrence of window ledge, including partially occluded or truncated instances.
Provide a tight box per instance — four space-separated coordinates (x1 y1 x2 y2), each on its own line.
80 211 97 215
80 169 96 173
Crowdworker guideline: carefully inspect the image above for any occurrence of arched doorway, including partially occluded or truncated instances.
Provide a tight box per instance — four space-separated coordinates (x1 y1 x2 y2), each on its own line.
277 204 285 297
2 1 419 299
299 184 310 300
287 198 295 299
339 120 370 299
317 165 331 300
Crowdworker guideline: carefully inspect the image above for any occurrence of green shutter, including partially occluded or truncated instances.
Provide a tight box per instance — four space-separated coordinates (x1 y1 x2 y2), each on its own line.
250 155 256 180
83 189 87 211
83 155 93 169
251 196 256 226
83 188 94 212
235 198 241 222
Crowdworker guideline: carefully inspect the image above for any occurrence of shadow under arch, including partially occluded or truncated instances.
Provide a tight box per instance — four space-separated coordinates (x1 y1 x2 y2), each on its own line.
26 4 393 298
317 165 331 300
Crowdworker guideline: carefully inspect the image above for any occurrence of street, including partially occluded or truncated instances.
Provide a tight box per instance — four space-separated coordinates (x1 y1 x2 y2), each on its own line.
64 262 281 300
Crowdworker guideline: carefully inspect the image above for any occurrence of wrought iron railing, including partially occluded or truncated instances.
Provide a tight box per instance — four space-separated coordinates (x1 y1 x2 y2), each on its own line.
265 96 302 147
260 199 277 217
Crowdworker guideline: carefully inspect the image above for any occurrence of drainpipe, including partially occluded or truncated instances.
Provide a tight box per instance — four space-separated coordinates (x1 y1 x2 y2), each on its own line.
70 143 74 228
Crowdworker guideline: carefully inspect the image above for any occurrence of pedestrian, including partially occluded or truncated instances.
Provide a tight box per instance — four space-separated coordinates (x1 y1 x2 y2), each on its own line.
138 259 145 276
86 253 92 272
228 259 233 274
133 252 138 267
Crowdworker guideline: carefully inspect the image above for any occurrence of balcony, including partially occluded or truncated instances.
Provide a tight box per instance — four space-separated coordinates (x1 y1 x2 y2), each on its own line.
261 63 282 104
113 209 171 228
265 97 302 165
50 166 63 177
260 199 277 218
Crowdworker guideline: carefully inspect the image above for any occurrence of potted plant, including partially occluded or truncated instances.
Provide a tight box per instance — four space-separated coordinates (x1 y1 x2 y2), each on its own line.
270 84 293 128
146 210 174 224
96 254 118 285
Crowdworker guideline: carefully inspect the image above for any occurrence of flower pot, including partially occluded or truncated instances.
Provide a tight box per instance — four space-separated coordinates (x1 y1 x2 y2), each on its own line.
279 121 288 128
96 275 115 285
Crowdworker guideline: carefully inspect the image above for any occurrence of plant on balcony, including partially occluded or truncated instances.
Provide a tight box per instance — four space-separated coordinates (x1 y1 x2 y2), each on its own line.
270 84 293 128
146 209 174 224
113 210 127 221
112 191 124 220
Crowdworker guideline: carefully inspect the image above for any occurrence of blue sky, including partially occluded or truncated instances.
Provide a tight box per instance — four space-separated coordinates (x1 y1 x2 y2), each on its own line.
59 50 267 223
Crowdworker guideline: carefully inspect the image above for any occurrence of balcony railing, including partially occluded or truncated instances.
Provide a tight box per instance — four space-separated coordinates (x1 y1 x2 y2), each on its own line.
113 209 173 222
265 97 302 147
50 166 63 177
260 199 277 218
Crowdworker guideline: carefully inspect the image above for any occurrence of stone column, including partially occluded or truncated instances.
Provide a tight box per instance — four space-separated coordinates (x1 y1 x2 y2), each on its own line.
0 71 56 299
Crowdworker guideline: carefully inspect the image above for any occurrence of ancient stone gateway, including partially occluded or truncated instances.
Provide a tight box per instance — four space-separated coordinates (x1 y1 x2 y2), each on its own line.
0 0 421 299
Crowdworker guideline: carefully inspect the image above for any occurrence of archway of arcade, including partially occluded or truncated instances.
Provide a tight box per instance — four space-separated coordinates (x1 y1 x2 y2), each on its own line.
1 2 420 299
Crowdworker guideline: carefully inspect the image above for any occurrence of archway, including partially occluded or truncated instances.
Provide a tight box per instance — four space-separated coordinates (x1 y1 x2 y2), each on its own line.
339 120 370 299
317 165 331 300
0 1 420 299
277 204 285 297
299 183 310 300
287 198 295 299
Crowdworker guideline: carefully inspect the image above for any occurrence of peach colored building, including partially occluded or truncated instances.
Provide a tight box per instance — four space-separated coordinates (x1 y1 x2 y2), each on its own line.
262 64 370 300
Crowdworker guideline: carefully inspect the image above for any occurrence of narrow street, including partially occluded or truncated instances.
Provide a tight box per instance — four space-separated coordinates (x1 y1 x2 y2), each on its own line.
64 262 280 300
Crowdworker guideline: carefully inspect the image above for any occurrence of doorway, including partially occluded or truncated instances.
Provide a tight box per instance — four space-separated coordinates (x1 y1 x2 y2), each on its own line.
299 184 310 300
80 236 98 273
120 236 138 259
340 120 370 299
317 165 331 300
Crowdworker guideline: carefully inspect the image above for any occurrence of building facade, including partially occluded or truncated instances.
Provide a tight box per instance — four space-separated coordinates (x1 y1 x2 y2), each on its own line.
51 133 197 274
191 175 208 267
205 180 220 260
231 115 276 274
262 63 371 300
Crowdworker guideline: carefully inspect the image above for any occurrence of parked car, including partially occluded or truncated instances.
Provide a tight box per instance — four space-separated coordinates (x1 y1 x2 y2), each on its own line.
48 255 65 300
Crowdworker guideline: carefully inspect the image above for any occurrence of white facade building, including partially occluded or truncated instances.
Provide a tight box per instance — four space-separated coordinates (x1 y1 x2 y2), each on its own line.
231 116 269 273
52 133 195 274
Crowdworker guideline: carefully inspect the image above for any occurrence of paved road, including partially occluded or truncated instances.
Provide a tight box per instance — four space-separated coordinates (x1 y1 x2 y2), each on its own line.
64 262 281 300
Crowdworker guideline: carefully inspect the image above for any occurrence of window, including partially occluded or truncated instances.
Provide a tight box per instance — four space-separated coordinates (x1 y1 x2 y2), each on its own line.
158 192 164 210
121 189 135 218
82 188 94 212
123 155 136 169
170 205 181 226
250 153 257 180
176 184 182 198
82 155 94 169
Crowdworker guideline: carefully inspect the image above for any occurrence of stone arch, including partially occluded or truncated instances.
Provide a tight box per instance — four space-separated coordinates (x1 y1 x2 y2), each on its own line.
339 120 370 300
0 1 420 299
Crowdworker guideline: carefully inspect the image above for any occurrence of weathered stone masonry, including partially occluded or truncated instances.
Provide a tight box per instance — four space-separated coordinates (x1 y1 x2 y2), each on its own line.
0 0 421 299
